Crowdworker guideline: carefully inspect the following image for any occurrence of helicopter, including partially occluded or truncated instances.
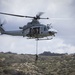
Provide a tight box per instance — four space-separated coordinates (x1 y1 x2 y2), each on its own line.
0 12 57 40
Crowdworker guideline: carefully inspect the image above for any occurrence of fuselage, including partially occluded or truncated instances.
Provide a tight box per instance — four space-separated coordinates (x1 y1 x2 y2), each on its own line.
0 19 57 38
1 25 57 38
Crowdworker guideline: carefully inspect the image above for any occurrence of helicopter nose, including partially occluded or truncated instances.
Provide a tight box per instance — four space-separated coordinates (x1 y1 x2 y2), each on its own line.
53 30 57 34
48 29 57 36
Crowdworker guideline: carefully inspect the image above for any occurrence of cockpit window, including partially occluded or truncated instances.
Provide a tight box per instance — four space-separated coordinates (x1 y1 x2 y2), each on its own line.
44 26 47 31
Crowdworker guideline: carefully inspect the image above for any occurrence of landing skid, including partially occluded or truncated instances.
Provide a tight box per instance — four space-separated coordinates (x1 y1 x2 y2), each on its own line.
37 37 53 41
27 37 53 40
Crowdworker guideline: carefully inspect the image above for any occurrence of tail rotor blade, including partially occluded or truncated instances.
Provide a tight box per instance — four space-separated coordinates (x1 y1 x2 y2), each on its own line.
0 19 6 26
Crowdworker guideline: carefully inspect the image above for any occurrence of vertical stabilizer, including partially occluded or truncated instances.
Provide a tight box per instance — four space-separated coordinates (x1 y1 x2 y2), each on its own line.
0 25 5 34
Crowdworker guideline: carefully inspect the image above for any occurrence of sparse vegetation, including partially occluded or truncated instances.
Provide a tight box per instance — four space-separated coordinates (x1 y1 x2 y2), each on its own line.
0 52 75 75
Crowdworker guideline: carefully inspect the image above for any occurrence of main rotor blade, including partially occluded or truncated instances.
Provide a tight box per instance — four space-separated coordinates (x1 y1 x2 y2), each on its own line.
0 12 35 18
0 12 49 19
0 12 25 17
37 12 44 17
40 17 49 19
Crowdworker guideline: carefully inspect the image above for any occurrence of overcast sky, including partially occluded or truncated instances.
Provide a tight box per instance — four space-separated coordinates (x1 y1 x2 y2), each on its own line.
0 0 75 54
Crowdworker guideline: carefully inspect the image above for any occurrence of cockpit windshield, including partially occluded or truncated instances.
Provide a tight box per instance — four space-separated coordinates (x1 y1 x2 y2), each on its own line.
44 26 47 31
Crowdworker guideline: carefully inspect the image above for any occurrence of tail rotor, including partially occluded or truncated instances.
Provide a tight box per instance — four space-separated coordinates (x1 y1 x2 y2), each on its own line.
0 19 6 26
0 19 6 34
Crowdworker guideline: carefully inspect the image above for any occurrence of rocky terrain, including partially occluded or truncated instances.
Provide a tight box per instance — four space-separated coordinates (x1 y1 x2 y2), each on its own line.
0 52 75 75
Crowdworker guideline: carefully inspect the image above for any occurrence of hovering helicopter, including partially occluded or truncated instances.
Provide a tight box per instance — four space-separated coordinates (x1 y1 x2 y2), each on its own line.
0 12 57 40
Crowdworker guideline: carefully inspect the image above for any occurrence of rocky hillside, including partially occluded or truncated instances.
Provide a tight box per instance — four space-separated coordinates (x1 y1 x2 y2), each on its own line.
39 51 65 56
0 52 75 75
